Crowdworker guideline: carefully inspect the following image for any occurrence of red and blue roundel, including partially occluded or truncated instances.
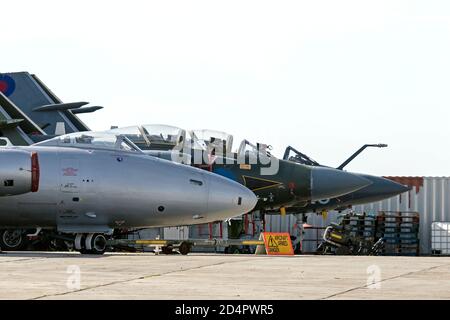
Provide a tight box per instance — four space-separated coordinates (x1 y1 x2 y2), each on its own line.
0 74 16 97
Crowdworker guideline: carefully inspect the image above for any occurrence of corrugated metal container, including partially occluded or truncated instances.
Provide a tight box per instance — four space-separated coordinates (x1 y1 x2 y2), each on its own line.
164 226 189 240
264 214 298 234
353 177 450 255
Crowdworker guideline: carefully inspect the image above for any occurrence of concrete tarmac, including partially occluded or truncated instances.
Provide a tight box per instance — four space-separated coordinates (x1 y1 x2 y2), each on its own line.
1 252 449 300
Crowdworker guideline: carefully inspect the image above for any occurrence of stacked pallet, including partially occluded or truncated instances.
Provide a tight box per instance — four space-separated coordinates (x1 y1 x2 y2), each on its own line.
376 211 420 256
339 213 377 255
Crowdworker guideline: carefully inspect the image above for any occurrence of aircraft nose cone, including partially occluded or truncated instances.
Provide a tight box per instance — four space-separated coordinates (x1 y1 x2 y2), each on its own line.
346 175 412 204
379 178 412 196
207 175 258 221
311 167 372 201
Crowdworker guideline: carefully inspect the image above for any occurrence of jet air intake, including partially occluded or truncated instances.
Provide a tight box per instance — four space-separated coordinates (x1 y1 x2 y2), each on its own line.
0 149 40 196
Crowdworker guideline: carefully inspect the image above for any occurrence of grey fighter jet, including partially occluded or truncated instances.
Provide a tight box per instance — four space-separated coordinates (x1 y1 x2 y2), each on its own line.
0 132 257 254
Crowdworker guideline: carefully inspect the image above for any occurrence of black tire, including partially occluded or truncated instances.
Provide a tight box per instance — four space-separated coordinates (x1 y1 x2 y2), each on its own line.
178 242 191 255
0 229 27 251
90 234 107 254
78 234 107 255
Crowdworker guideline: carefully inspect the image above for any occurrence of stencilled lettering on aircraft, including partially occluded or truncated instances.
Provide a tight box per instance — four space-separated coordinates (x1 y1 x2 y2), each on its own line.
62 167 78 176
62 182 79 192
60 159 81 193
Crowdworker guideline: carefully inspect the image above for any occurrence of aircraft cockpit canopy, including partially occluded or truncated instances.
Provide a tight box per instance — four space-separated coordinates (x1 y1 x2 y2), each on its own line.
142 124 185 148
190 129 234 154
34 131 142 153
107 125 186 151
237 139 272 158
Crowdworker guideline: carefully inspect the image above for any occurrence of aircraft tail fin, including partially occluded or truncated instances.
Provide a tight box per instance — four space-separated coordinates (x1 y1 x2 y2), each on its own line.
54 122 66 135
0 90 44 145
0 72 102 135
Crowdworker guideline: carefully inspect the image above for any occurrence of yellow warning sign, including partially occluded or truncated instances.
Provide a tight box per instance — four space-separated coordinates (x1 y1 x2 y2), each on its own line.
255 232 294 255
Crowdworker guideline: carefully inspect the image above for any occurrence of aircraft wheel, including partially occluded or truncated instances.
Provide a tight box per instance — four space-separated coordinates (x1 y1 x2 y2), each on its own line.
76 233 107 255
178 242 191 255
91 234 107 254
0 229 27 251
83 234 107 255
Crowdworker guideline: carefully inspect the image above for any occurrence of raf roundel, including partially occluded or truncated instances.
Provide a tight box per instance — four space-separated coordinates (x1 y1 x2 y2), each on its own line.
0 74 16 97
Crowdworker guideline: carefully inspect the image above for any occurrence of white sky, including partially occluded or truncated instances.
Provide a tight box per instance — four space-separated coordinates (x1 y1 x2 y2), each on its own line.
2 0 450 176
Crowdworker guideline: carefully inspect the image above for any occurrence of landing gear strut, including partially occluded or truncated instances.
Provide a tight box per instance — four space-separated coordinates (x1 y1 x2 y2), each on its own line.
74 233 107 255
